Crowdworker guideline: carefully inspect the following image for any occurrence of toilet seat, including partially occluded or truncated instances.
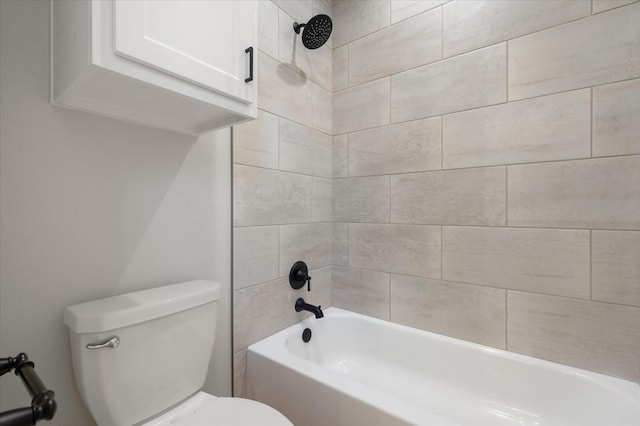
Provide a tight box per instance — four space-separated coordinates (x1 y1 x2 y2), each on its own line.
143 392 293 426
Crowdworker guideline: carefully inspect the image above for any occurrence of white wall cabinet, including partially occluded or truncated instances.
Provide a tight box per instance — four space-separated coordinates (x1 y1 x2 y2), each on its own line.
52 0 257 135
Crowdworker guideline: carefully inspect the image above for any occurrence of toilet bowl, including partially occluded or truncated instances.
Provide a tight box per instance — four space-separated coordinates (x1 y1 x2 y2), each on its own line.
63 280 292 426
142 392 291 426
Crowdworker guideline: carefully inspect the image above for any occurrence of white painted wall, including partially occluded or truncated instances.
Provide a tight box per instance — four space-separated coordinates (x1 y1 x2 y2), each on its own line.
0 1 232 424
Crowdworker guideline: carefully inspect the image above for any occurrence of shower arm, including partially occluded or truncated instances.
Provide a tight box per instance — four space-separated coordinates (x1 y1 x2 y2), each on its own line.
293 22 306 34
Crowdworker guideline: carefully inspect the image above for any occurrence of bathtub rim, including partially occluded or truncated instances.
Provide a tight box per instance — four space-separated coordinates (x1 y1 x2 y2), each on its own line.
248 307 640 406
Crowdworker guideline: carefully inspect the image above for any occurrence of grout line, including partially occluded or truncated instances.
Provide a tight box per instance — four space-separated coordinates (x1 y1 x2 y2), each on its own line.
333 76 640 135
506 41 509 101
338 72 639 102
388 175 391 224
388 272 391 321
347 222 350 267
335 0 593 60
388 64 392 126
440 226 444 280
306 222 640 233
333 1 434 49
346 41 350 92
590 87 594 158
277 116 281 169
323 153 640 179
311 176 315 222
440 5 444 59
234 162 332 179
230 129 236 390
440 115 444 170
333 266 640 310
505 290 509 350
346 132 350 176
593 0 640 14
589 230 593 300
505 166 509 226
277 224 281 280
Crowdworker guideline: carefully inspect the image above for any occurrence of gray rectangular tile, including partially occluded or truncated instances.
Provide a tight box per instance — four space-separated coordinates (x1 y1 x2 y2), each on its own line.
443 90 591 168
234 277 309 351
233 268 325 356
391 44 507 122
391 167 506 226
349 223 441 278
443 0 590 58
391 0 449 24
273 0 312 21
349 117 441 176
334 78 391 134
279 223 332 277
592 230 640 307
233 109 279 169
233 165 312 226
258 0 279 59
333 0 390 47
508 3 640 100
312 83 332 135
507 156 640 230
443 226 590 298
349 8 442 85
333 45 349 92
312 177 332 222
593 0 638 13
333 134 349 178
593 78 640 157
309 265 332 310
233 225 279 290
279 118 331 178
333 266 390 320
507 291 640 382
333 176 390 223
391 275 506 348
332 223 349 266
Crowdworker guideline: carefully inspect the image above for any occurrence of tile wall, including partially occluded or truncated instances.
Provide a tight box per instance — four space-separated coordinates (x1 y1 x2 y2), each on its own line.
232 0 334 396
332 0 640 382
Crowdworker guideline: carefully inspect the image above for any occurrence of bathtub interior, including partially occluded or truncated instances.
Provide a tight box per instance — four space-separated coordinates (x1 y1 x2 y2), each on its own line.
251 308 640 426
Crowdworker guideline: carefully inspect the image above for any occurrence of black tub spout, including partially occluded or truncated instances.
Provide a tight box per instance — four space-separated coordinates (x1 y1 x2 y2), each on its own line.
295 298 324 318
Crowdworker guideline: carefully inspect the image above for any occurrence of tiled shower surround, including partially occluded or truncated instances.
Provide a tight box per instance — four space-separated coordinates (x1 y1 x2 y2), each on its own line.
233 0 640 395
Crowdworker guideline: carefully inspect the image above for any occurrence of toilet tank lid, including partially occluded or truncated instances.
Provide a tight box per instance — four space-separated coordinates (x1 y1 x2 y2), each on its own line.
63 280 221 333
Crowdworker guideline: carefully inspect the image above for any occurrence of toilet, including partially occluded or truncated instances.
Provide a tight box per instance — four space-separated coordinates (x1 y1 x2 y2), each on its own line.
63 280 292 426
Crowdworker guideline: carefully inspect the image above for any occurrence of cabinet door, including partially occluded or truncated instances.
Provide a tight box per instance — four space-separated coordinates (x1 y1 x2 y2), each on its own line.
113 0 256 104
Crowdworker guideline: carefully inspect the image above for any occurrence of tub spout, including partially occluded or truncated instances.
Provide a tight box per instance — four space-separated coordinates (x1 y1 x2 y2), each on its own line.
295 298 324 318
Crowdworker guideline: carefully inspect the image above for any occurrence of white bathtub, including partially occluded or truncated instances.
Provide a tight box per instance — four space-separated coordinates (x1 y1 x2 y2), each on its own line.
247 307 640 426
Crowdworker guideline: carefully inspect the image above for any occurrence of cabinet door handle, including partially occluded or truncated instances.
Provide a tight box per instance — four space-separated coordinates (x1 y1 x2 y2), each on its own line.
245 46 254 83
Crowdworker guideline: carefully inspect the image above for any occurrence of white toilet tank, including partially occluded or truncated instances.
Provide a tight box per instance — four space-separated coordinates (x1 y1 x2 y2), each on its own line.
63 280 221 426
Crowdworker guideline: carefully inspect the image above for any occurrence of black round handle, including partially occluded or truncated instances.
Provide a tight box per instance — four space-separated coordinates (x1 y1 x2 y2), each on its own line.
289 261 310 290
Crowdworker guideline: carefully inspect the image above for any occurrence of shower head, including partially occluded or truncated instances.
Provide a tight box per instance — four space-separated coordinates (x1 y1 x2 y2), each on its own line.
293 14 333 50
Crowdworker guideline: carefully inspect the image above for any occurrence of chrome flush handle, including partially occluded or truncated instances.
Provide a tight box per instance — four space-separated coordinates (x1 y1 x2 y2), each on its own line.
86 336 120 350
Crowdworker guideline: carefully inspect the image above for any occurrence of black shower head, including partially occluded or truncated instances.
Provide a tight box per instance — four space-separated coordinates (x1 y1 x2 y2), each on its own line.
293 14 333 50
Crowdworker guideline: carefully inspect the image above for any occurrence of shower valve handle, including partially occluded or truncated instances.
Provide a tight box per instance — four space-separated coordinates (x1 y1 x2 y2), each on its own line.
294 270 311 291
289 261 311 291
304 276 311 291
